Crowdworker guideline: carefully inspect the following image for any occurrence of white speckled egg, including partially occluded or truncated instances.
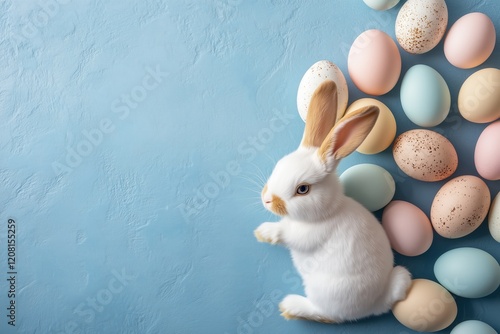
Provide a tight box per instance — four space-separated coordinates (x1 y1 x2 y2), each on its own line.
297 60 348 122
339 164 395 212
395 0 448 54
488 192 500 243
458 68 500 123
345 98 396 154
393 279 457 332
400 64 451 127
431 176 491 239
393 129 458 182
363 0 400 11
434 247 500 298
451 320 498 334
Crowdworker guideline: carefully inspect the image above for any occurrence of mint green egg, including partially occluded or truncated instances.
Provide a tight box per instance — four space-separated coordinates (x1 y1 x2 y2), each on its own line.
400 64 451 127
339 163 395 212
434 247 500 298
451 320 498 334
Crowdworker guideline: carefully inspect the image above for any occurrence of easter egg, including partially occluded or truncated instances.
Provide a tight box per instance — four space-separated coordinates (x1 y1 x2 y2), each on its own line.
348 29 401 96
392 129 458 182
451 320 498 334
488 192 500 243
400 64 451 127
345 98 396 154
393 279 457 332
382 201 433 256
431 176 491 239
434 247 500 298
395 0 448 54
444 13 496 69
363 0 400 11
475 121 500 180
339 164 395 212
297 60 349 122
458 68 500 123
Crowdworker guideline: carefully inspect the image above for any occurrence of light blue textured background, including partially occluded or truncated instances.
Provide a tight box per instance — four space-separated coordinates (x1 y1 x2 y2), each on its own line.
0 0 499 333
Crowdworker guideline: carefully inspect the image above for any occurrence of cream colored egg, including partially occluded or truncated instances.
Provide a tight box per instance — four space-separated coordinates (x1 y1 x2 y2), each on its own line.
297 60 348 122
458 68 500 123
393 279 457 332
345 98 396 154
488 192 500 242
395 0 448 54
392 129 458 182
431 176 491 239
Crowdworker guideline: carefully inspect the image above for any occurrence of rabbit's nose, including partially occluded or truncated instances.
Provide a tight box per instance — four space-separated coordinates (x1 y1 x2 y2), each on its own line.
263 195 272 204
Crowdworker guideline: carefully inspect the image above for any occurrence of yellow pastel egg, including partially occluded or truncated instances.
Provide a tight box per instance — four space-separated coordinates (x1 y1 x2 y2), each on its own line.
393 279 457 332
345 98 396 154
458 68 500 123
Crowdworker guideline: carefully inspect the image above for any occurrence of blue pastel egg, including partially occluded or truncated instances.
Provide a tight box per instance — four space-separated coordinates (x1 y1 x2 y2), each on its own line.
400 64 451 127
339 164 395 212
434 247 500 298
451 320 498 334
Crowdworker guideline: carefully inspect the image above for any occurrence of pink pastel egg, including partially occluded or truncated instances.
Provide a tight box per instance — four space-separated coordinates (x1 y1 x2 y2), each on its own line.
444 12 496 69
475 121 500 180
348 29 401 95
382 201 433 256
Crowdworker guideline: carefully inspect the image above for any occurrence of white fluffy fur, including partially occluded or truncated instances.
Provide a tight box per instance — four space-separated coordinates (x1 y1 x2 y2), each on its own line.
255 85 411 323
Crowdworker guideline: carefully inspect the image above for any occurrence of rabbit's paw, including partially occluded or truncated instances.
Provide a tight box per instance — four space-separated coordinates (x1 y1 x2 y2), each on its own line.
254 222 281 244
391 266 412 302
279 295 336 323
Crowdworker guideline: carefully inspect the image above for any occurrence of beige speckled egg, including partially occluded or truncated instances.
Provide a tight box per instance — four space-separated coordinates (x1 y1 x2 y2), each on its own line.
393 129 458 182
345 98 397 154
488 192 500 243
395 0 448 54
393 279 457 332
431 176 491 239
297 60 348 122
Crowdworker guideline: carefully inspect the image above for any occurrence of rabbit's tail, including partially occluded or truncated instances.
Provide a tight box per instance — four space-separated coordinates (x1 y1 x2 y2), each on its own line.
373 266 412 315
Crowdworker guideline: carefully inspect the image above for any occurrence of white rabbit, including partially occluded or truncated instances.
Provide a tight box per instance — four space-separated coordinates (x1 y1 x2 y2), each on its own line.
254 80 411 323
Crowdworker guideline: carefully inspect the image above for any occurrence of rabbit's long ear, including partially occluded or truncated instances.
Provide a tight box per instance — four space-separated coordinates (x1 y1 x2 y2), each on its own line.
301 80 338 148
318 106 379 169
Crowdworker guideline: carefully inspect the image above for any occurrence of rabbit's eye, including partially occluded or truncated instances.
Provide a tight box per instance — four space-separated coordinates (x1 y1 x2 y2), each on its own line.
296 184 310 195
